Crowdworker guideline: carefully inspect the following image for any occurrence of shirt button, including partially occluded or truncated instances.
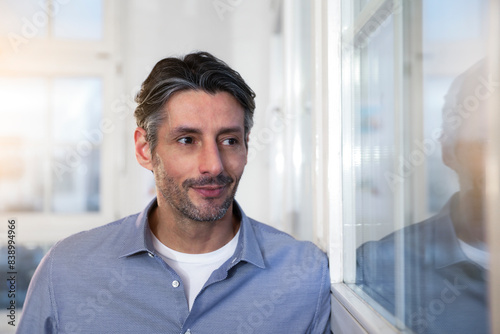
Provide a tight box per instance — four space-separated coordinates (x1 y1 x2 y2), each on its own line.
148 253 154 258
185 330 191 334
172 280 180 288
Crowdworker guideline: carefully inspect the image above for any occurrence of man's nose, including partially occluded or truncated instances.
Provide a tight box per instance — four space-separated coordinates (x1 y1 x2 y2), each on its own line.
198 142 224 175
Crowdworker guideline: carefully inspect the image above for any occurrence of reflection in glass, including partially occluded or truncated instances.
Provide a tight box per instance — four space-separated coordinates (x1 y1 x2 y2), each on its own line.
343 0 491 333
356 59 491 334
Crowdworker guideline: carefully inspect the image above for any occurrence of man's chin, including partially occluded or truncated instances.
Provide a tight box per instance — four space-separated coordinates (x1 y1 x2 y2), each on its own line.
182 197 234 222
189 207 230 222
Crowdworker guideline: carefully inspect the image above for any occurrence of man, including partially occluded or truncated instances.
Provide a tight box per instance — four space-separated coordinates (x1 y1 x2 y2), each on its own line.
18 52 331 333
356 60 491 333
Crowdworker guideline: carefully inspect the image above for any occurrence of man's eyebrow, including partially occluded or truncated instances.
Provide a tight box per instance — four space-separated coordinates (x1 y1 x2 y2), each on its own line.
218 126 244 135
169 126 202 137
169 126 244 137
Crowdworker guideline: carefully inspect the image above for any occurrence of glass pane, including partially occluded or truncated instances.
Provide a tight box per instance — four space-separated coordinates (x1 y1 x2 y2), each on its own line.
0 0 48 39
0 78 48 212
51 77 102 213
52 147 100 212
347 0 492 333
52 77 102 143
0 147 45 212
52 0 103 40
354 14 396 248
0 77 48 140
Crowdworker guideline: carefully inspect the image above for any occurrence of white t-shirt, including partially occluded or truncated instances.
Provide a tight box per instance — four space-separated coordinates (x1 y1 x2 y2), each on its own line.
458 239 489 270
151 229 240 310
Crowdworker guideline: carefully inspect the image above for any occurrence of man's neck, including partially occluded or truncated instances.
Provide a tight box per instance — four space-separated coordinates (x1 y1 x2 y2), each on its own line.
149 199 240 254
451 191 485 244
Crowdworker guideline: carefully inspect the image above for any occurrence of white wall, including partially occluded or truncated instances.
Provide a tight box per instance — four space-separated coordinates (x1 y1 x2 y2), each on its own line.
115 0 274 225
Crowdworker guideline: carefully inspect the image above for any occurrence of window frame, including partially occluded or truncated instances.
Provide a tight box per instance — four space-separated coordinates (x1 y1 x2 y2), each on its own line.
315 0 402 331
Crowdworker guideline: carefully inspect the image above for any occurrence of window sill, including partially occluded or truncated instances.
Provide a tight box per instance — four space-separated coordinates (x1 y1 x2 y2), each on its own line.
331 283 400 334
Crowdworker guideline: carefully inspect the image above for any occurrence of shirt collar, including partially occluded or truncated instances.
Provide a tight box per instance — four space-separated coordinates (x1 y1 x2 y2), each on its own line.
231 201 265 269
118 197 158 258
118 198 266 269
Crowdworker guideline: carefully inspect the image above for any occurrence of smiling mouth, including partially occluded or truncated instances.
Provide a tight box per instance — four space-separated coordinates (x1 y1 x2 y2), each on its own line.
191 185 227 198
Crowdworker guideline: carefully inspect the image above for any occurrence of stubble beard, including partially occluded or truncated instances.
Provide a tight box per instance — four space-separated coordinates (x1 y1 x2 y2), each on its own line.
153 154 240 222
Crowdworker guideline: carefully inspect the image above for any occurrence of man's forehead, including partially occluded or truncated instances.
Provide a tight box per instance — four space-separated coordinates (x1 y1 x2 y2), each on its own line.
160 90 245 134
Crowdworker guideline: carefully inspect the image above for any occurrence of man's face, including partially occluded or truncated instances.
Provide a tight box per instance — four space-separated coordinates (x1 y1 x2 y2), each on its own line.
455 119 487 200
151 90 248 222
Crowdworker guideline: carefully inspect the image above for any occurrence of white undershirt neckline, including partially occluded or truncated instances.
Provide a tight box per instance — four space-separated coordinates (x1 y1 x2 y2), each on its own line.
458 239 489 270
151 228 240 311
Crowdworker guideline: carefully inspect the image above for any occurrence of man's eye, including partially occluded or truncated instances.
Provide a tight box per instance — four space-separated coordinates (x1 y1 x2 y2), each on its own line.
222 138 238 146
178 137 194 144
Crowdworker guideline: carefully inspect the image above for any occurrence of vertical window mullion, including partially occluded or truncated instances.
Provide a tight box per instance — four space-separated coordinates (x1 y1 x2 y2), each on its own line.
44 77 54 213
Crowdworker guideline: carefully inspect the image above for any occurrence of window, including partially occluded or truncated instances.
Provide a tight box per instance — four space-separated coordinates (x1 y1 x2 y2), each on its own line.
328 0 498 332
0 0 116 312
0 76 102 213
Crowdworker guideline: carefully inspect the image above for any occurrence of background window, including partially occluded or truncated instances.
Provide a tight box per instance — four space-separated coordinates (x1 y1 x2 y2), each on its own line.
0 0 108 322
0 77 102 213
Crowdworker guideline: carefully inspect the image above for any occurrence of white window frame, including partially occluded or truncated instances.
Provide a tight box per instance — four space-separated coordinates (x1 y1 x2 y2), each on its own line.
0 0 119 245
312 0 401 331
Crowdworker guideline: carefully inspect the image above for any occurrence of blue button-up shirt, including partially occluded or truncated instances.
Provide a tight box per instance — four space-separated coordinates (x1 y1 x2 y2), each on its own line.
18 199 331 333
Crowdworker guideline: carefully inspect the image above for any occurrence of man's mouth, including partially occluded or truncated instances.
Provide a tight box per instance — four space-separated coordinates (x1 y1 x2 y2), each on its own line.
184 174 234 198
191 185 227 198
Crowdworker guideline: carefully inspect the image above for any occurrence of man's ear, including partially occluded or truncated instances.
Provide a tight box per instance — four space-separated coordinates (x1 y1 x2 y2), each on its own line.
134 127 153 171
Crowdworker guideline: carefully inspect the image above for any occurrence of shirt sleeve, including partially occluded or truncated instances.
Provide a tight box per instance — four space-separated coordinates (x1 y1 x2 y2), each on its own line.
17 247 58 334
308 251 332 334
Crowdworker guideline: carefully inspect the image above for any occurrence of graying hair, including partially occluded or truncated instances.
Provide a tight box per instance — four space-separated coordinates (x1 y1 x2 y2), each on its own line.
134 52 256 153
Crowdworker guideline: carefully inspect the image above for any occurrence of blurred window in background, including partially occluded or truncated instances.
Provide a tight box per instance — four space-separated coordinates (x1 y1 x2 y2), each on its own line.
0 0 103 42
53 0 103 40
0 0 111 316
0 0 106 214
0 77 102 213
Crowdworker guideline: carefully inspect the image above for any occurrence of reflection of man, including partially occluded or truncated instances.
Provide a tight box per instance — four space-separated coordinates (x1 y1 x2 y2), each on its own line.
356 60 492 334
18 52 331 333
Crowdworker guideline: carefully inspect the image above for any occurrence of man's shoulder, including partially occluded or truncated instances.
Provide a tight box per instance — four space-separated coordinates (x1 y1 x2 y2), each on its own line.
50 213 141 258
357 210 447 254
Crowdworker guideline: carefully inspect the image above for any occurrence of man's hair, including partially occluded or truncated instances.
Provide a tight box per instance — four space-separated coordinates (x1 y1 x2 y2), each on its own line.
440 59 495 168
134 51 256 153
